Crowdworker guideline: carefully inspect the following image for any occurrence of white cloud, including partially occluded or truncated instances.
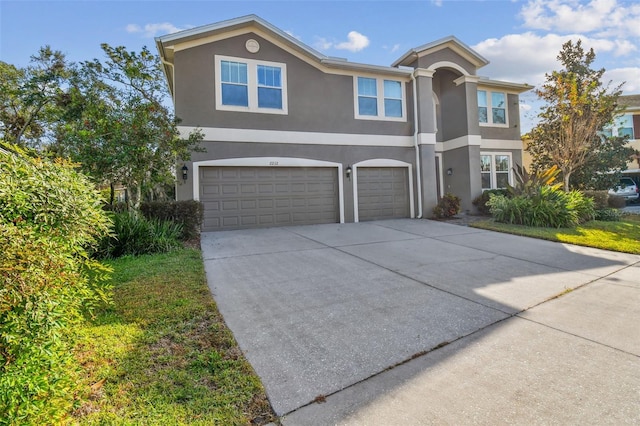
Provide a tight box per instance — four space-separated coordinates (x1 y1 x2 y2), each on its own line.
431 0 443 6
126 22 185 38
314 31 370 52
604 67 640 92
521 0 640 37
285 30 302 41
473 32 637 87
335 31 370 52
313 37 333 51
383 43 401 53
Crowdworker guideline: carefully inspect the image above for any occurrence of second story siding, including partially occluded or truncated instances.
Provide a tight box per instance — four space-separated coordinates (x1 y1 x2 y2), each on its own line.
173 32 414 136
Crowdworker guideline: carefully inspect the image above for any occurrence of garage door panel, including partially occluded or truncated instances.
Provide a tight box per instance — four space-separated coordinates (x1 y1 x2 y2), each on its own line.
200 166 338 231
241 200 257 209
221 200 238 211
358 167 409 222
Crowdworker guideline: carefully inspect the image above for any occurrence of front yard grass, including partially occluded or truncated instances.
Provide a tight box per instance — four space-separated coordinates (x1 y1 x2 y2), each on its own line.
471 214 640 254
72 248 275 425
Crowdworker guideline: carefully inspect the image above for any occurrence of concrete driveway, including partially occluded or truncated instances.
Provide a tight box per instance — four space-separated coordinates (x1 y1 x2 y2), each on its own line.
200 219 640 424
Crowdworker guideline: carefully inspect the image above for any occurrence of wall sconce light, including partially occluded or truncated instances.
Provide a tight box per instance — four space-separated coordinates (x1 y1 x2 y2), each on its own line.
181 164 188 181
446 167 453 176
346 165 352 180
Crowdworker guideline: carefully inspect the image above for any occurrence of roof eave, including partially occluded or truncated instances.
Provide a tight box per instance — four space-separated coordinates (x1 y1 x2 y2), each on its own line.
156 14 328 63
321 58 412 76
391 36 489 69
478 78 533 94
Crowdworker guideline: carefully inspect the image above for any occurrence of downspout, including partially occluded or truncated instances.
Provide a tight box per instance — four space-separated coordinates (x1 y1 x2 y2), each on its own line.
160 58 176 105
159 56 178 199
411 71 423 219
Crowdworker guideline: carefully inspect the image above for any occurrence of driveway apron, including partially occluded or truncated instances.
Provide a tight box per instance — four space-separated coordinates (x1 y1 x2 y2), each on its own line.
200 219 640 423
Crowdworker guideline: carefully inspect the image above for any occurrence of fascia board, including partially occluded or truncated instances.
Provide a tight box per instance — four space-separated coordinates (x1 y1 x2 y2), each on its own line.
392 36 489 68
478 78 533 94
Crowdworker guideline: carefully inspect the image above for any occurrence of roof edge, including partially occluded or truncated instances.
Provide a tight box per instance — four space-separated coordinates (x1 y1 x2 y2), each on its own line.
391 35 489 69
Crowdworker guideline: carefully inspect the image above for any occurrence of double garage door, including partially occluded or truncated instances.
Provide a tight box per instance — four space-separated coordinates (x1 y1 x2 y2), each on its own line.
199 166 410 231
200 166 339 231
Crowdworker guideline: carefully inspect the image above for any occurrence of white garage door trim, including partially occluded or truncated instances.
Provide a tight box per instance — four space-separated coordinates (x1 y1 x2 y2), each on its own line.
193 157 345 224
352 159 414 223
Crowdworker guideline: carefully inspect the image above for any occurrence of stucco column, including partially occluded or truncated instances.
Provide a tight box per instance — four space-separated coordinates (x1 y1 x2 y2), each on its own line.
419 144 438 214
415 69 436 134
414 68 439 215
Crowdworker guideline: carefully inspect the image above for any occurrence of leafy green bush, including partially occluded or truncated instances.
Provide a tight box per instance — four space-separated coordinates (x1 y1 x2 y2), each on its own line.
567 190 596 223
607 194 626 208
472 189 509 215
432 193 461 219
140 200 204 240
488 187 594 228
0 145 111 423
582 190 608 209
97 211 183 258
594 208 622 221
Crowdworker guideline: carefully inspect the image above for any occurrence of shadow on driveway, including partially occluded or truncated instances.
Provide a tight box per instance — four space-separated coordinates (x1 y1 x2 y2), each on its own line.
200 219 640 424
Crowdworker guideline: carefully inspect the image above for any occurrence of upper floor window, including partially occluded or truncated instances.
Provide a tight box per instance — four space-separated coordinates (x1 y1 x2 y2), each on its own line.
617 114 634 138
481 152 511 190
478 90 507 127
354 76 405 121
601 114 635 139
215 55 287 114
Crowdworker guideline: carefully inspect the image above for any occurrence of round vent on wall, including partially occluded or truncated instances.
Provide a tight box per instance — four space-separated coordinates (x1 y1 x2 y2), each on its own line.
245 39 260 53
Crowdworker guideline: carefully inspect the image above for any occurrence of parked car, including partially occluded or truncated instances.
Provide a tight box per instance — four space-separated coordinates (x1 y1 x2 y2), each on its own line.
608 177 640 203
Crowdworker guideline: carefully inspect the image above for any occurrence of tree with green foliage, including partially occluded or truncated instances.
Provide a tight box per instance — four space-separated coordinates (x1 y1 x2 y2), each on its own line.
54 44 202 206
0 47 70 148
527 40 635 192
0 143 112 423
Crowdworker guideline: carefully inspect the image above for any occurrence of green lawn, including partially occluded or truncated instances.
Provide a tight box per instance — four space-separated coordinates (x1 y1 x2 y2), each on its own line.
471 214 640 254
72 248 275 425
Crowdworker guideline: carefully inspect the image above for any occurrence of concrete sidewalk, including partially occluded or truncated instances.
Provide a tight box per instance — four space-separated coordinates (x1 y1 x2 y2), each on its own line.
201 219 640 424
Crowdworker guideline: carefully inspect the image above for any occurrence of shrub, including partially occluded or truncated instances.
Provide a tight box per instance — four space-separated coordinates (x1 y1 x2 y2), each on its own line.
608 194 626 208
103 201 129 213
488 187 594 228
0 145 111 423
472 189 509 215
432 193 461 219
594 208 622 221
97 211 183 258
508 164 562 197
567 190 596 223
140 200 204 240
582 190 608 210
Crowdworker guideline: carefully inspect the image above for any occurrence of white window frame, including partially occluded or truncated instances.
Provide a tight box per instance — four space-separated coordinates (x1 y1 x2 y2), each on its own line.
353 76 406 122
480 152 512 190
215 55 288 115
615 114 634 138
478 89 509 128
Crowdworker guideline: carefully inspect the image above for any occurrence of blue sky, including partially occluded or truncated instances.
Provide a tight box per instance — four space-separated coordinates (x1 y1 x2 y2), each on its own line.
2 0 640 132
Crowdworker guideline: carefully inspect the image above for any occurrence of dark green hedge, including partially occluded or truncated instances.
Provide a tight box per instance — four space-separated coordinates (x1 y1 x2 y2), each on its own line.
140 200 204 240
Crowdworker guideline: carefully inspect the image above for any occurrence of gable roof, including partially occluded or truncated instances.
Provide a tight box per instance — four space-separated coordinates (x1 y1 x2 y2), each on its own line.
155 14 412 96
391 36 489 69
619 94 640 111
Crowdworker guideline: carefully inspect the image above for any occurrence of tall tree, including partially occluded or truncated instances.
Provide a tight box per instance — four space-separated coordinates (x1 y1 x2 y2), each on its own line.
55 44 202 205
0 47 70 148
527 40 635 191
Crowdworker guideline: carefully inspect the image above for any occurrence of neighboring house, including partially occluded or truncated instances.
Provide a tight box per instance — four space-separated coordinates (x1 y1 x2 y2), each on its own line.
156 15 531 231
612 95 640 182
522 94 640 183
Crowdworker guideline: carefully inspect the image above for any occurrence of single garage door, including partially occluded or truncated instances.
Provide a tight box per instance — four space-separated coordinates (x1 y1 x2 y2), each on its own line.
357 167 409 221
200 166 339 231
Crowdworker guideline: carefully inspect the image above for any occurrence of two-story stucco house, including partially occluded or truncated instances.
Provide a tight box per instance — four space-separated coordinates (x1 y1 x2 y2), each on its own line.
156 15 531 231
614 95 640 181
